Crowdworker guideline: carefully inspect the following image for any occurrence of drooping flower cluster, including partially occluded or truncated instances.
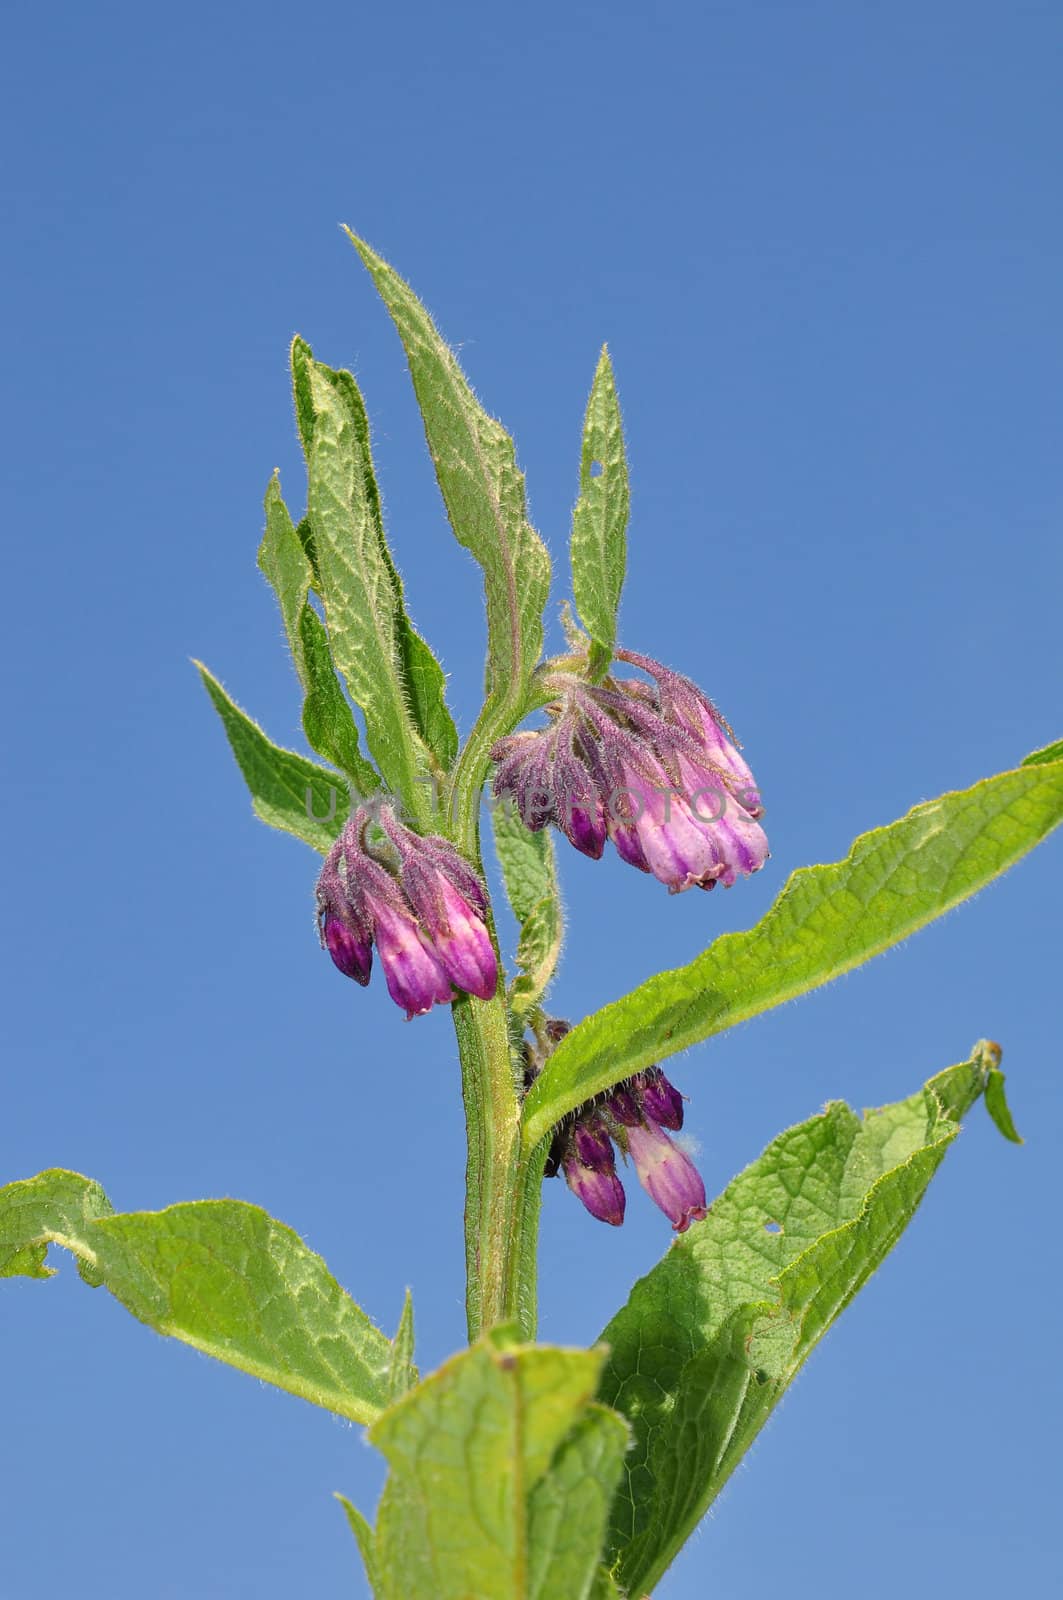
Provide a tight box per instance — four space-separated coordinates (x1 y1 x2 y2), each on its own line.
316 805 497 1017
541 1042 708 1232
491 649 768 893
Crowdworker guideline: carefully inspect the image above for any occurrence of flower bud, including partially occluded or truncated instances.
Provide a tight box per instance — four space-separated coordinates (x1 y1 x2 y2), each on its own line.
316 840 372 984
363 890 454 1019
562 1157 626 1226
572 1116 615 1170
403 864 497 1000
322 912 373 985
381 816 498 1003
552 737 607 859
625 1121 708 1232
619 648 764 818
606 1084 643 1126
637 1067 685 1130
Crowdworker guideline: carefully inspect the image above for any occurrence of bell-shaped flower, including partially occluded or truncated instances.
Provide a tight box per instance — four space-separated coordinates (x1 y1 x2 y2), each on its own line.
625 1119 709 1233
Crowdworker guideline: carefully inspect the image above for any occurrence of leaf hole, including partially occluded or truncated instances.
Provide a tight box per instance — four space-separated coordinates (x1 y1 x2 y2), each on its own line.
590 460 603 477
764 1220 782 1234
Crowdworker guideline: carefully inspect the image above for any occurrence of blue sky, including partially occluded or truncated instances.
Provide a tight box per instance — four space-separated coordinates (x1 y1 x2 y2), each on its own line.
2 2 1061 1595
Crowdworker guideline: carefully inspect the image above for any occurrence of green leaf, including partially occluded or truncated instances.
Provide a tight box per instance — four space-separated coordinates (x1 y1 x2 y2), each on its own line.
292 339 459 777
0 1170 393 1426
1022 737 1063 767
492 799 564 1015
337 1494 379 1596
570 347 629 679
371 1338 622 1600
492 799 559 924
587 1569 624 1600
346 232 551 741
386 1288 418 1401
597 1051 998 1594
527 1404 630 1600
511 896 564 1018
257 475 379 791
196 663 346 853
985 1065 1023 1143
289 343 440 813
523 755 1063 1149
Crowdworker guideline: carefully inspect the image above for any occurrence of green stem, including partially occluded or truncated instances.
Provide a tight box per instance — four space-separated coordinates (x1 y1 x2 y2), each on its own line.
447 712 549 1340
452 992 527 1338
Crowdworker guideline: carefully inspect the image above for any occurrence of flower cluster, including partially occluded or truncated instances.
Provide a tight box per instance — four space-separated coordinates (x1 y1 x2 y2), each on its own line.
491 649 768 893
543 1047 708 1232
316 806 497 1017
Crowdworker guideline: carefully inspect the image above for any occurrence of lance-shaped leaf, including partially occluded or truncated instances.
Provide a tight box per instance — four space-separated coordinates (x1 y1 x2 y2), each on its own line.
386 1288 418 1402
197 663 347 853
257 475 380 792
597 1050 1007 1595
289 345 441 817
492 799 564 1015
1023 737 1063 767
337 1495 379 1595
0 1170 393 1426
522 752 1063 1148
370 1337 627 1600
346 232 551 746
570 347 629 679
292 339 458 777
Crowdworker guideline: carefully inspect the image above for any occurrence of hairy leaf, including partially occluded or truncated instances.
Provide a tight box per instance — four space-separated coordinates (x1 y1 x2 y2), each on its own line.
347 232 551 746
338 1495 379 1595
598 1051 1003 1593
523 753 1063 1148
258 474 379 790
510 895 564 1018
371 1338 624 1600
387 1288 418 1401
570 347 629 679
527 1404 630 1600
0 1170 392 1425
492 798 564 1015
292 339 459 777
289 344 439 814
197 663 347 853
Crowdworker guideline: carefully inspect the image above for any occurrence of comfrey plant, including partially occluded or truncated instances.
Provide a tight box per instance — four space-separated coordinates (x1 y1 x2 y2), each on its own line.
3 236 1061 1599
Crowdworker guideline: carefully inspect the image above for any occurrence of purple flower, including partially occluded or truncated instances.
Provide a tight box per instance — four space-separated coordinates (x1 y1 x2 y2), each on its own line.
382 815 498 1002
562 1155 626 1226
637 1067 685 1130
322 913 373 985
489 645 767 893
606 1083 643 1126
556 1114 626 1226
542 1057 705 1232
625 1120 708 1233
362 889 454 1018
316 840 372 984
620 648 764 819
313 805 496 1017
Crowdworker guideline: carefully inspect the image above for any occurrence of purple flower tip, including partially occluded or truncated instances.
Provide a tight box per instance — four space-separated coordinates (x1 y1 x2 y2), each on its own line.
323 912 372 986
573 1117 615 1171
365 894 454 1019
562 1155 627 1226
638 1067 685 1131
606 1085 642 1127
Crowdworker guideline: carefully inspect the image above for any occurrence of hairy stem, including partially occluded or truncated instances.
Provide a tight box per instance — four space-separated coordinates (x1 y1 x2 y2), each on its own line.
452 992 527 1338
449 712 548 1338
